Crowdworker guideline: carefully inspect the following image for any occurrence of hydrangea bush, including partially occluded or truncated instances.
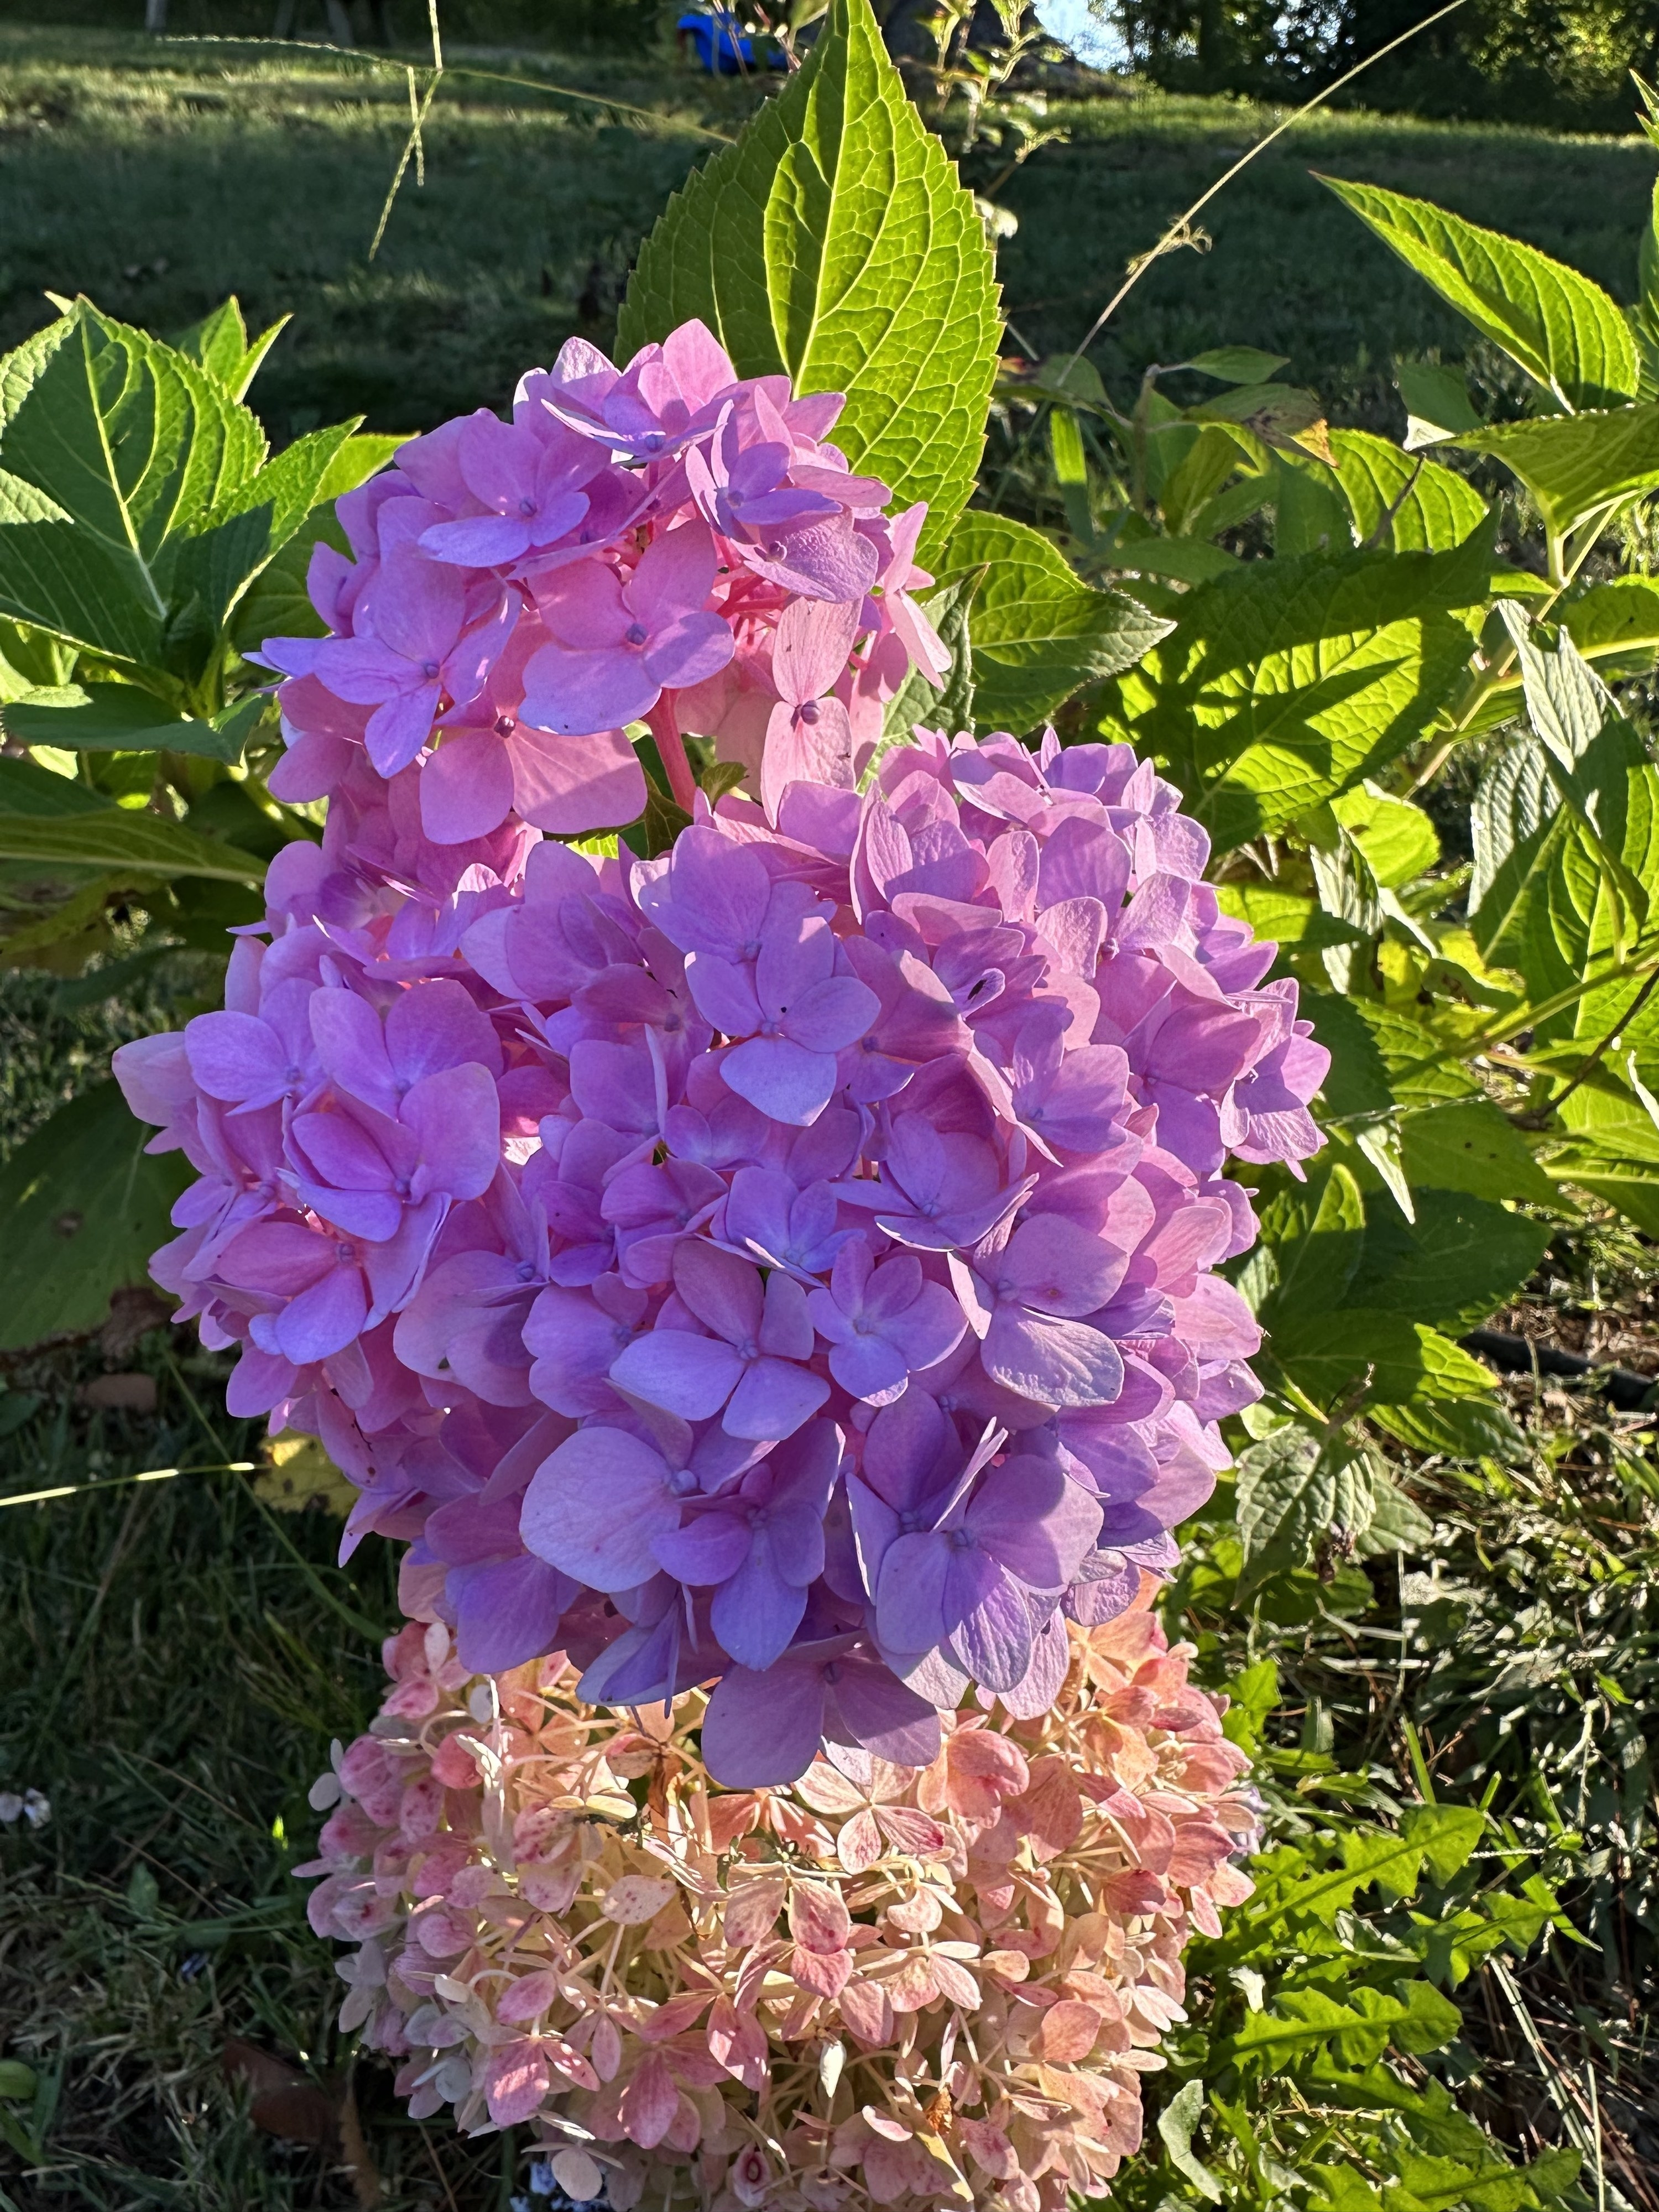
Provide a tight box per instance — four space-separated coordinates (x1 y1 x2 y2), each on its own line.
115 324 1326 1790
302 1603 1260 2212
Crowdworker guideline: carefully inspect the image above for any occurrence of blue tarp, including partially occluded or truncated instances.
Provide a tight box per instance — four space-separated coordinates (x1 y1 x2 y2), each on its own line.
676 10 771 72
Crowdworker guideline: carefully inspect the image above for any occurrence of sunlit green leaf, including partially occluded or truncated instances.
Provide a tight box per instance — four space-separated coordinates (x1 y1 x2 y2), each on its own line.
1321 177 1638 409
616 0 1000 563
1328 429 1488 554
933 512 1168 732
1452 406 1659 539
1107 539 1488 849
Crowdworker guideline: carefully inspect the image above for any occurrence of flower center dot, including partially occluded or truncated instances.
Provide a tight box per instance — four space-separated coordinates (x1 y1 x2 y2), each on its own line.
624 622 649 646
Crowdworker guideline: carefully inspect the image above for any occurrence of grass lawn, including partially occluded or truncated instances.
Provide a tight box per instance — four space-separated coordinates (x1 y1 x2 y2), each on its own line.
0 25 1652 445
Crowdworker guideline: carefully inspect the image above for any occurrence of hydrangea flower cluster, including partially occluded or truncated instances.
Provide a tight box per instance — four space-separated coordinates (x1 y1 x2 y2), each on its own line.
302 1603 1260 2212
253 317 947 839
114 324 1328 1792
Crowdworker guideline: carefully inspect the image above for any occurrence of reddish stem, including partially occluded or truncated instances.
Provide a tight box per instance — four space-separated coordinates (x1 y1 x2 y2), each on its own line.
645 696 697 816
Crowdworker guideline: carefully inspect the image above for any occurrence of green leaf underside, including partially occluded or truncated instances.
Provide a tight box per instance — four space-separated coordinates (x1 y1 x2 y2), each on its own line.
1451 406 1659 538
933 512 1169 733
1321 175 1639 410
0 1082 190 1351
616 0 999 567
0 806 267 884
0 681 246 760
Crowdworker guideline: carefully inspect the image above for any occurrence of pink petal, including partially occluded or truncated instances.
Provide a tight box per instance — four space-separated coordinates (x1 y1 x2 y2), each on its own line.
772 596 859 706
419 730 516 843
510 724 646 834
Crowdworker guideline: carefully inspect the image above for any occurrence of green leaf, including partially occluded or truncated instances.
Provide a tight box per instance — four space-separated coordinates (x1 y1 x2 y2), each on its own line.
1220 1658 1279 1755
1212 879 1365 952
1155 2082 1223 2202
0 1081 190 1350
1275 452 1353 558
1562 573 1659 675
1320 177 1639 410
1353 1472 1436 1555
0 501 163 666
0 753 117 816
0 680 246 761
1467 731 1575 987
1545 1140 1659 1234
1349 1190 1551 1335
178 418 366 634
1107 539 1488 849
1274 1311 1495 1407
1389 1977 1464 2056
0 2062 36 2101
932 512 1168 733
1183 346 1290 384
1403 1802 1485 1882
0 299 264 645
174 295 289 403
1396 359 1483 448
1235 1427 1378 1566
1372 1392 1528 1462
0 805 266 884
872 571 977 770
1260 1160 1365 1331
1389 2150 1530 2212
1330 782 1440 889
615 0 999 563
315 431 405 505
1397 1099 1558 1204
1328 429 1488 554
1309 2164 1386 2212
1451 406 1659 539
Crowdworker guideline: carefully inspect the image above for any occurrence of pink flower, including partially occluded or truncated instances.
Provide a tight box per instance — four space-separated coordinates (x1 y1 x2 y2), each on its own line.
522 520 735 737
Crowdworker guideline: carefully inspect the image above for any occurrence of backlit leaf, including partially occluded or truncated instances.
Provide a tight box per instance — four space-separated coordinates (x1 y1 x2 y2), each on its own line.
616 0 999 563
1451 406 1659 539
1328 429 1488 554
1321 178 1638 410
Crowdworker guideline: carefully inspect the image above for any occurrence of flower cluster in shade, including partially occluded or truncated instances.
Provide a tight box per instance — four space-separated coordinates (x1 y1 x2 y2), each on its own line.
113 327 1329 1790
302 1602 1260 2211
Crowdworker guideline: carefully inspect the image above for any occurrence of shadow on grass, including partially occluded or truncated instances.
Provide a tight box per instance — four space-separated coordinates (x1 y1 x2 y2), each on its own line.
0 1316 527 2207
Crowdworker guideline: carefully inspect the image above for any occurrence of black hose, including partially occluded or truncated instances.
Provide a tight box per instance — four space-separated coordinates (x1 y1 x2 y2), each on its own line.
1460 1328 1657 1413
